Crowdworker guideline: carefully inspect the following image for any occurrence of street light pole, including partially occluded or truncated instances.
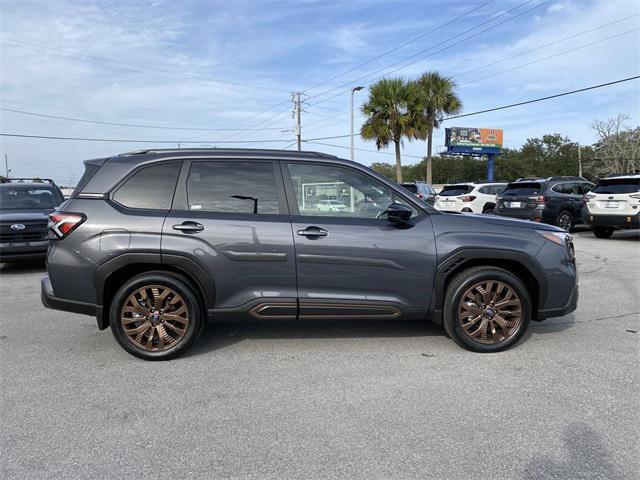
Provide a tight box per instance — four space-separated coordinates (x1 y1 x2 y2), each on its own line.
350 86 364 161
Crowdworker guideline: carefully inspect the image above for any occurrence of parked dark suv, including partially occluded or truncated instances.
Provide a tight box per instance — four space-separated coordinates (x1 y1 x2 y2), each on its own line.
41 149 578 360
0 178 65 262
495 176 594 230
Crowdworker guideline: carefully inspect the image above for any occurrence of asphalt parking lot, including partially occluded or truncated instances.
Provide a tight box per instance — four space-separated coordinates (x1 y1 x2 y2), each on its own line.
1 229 638 480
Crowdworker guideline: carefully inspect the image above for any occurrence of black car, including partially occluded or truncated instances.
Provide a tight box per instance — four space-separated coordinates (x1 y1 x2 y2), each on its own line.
41 149 578 360
0 178 65 262
495 176 594 230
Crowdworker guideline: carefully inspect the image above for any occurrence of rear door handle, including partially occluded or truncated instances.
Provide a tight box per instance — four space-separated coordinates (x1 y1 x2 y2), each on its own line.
297 227 328 238
172 221 204 233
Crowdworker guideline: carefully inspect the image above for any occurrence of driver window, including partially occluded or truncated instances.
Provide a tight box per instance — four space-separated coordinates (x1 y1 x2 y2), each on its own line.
286 163 412 218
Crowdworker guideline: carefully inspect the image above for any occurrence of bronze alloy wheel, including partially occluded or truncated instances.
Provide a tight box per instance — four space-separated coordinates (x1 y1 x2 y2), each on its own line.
458 280 523 345
120 285 190 352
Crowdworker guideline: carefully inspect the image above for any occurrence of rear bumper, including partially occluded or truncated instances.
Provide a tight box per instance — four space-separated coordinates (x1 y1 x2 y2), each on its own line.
536 283 579 320
587 213 640 229
0 240 48 261
41 274 97 317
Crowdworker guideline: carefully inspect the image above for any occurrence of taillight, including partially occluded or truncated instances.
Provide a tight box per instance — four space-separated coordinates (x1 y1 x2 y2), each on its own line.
583 194 596 204
48 212 86 239
530 195 546 204
459 196 476 202
630 194 640 199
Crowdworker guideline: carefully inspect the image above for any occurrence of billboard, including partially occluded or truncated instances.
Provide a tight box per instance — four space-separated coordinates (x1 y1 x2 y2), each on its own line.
445 127 503 149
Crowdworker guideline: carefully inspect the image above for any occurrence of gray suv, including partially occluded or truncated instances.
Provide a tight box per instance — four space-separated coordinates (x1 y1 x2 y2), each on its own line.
41 149 578 360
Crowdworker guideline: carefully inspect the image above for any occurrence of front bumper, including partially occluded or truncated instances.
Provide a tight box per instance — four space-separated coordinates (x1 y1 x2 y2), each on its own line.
536 283 579 320
587 213 640 229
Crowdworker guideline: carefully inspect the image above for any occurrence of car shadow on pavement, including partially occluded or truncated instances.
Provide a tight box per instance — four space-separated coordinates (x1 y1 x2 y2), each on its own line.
187 318 443 357
0 260 46 274
526 313 576 337
522 422 625 479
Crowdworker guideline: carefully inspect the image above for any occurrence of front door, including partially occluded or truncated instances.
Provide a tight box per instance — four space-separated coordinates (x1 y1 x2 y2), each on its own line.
162 159 297 319
282 161 437 320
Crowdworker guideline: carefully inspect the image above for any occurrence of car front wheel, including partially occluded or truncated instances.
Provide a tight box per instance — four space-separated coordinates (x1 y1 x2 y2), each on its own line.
110 272 204 360
443 266 531 352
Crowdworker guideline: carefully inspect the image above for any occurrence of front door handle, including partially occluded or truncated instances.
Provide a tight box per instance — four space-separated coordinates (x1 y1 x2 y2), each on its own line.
172 221 204 233
297 227 328 238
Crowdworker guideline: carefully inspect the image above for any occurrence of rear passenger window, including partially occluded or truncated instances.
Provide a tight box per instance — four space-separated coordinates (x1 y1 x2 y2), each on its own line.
186 161 280 214
112 161 181 210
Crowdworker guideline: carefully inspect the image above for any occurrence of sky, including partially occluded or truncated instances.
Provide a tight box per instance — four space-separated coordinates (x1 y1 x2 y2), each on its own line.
0 0 639 185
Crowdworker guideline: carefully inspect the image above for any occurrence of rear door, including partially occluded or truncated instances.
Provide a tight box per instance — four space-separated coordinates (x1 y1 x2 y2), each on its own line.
282 161 437 319
550 182 583 219
162 159 297 318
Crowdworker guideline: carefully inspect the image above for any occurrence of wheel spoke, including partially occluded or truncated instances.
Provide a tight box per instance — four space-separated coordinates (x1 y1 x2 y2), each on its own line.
124 321 152 336
461 302 482 315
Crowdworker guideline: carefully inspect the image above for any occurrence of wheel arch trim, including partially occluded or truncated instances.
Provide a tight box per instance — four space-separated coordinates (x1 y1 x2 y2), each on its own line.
430 248 548 323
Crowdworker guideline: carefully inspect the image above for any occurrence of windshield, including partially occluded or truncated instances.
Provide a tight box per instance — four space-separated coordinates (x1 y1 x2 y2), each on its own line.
592 178 640 194
502 183 542 196
0 186 63 210
440 185 473 196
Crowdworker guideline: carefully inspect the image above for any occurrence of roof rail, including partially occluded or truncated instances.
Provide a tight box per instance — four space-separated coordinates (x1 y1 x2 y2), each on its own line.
117 147 338 159
1 177 56 185
514 177 545 182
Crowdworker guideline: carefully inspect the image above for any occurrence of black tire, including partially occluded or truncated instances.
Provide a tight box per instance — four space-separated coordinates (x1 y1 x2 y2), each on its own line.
443 266 531 353
556 210 574 231
482 204 495 214
110 272 204 360
592 226 614 238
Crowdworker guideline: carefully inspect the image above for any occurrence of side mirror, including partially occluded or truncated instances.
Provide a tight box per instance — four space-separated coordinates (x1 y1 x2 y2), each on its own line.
385 203 413 224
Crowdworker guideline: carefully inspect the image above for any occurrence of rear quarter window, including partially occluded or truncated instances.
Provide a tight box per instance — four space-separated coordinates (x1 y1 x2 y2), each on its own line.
112 161 181 210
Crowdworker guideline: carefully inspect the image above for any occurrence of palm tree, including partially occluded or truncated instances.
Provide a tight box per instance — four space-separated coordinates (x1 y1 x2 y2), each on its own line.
360 78 424 183
415 72 462 184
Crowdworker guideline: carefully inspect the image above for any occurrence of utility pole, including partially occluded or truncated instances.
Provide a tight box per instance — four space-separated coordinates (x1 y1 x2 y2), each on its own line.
293 92 302 151
578 144 583 177
350 86 364 161
4 154 8 178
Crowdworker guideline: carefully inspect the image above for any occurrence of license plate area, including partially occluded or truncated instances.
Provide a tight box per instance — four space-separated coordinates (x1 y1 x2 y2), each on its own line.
506 201 522 208
605 201 619 208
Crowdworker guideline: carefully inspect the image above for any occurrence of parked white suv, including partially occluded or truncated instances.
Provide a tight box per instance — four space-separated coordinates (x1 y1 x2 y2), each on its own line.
584 174 640 238
434 182 507 214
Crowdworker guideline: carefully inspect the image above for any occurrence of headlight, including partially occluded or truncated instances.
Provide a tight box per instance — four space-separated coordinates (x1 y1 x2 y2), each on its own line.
536 229 571 246
536 230 574 260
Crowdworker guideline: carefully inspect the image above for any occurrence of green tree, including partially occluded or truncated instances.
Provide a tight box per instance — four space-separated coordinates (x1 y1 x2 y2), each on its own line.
361 78 424 183
415 72 462 184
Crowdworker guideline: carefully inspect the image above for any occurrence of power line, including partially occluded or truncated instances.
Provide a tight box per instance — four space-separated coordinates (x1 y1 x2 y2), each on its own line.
308 0 546 104
458 28 640 87
302 76 640 141
0 133 295 144
0 107 291 131
305 140 425 160
452 14 640 79
303 0 496 92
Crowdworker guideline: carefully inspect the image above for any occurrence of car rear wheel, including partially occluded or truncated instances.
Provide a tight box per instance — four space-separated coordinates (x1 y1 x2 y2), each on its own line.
110 272 204 360
556 210 573 231
443 266 531 352
482 204 495 214
593 226 614 238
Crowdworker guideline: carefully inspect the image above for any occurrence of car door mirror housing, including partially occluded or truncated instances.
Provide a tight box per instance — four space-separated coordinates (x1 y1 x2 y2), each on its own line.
386 203 413 224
